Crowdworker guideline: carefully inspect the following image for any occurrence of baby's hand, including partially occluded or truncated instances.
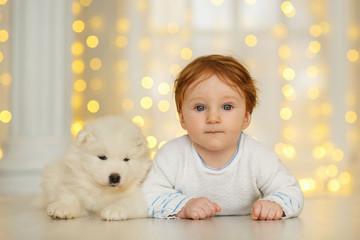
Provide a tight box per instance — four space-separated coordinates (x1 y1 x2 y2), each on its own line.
251 200 284 220
176 197 221 220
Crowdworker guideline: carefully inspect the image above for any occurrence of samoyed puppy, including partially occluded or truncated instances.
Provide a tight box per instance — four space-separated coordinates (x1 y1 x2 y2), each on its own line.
37 116 151 221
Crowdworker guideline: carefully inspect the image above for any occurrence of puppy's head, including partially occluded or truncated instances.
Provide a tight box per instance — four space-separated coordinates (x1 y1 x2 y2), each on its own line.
68 116 151 189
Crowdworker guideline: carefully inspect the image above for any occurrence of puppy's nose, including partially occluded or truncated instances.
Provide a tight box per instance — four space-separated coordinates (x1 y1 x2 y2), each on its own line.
109 173 120 185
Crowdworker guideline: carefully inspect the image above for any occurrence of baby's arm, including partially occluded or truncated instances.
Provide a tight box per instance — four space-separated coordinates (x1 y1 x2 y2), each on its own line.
176 197 221 220
142 144 192 218
255 150 304 219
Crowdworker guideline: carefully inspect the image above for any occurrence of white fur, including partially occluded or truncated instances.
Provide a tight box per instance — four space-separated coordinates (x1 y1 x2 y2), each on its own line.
37 116 151 221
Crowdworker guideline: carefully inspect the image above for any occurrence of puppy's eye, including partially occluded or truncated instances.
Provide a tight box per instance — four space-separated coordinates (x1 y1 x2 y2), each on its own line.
123 158 130 162
98 155 107 160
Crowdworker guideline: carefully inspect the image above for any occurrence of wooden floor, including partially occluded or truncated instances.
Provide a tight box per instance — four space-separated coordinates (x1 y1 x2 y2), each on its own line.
0 195 359 240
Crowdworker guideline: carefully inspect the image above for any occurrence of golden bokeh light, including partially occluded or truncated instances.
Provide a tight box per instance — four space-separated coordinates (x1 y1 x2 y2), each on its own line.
138 38 151 51
74 79 87 92
347 26 360 39
0 73 11 86
345 110 357 124
72 20 85 33
0 148 3 160
140 97 153 109
71 120 84 136
158 100 170 112
141 76 154 89
347 49 359 62
132 115 145 128
282 144 296 159
117 60 129 73
80 0 92 7
308 41 321 54
72 59 85 74
158 82 171 95
282 84 296 101
245 0 256 5
87 100 100 113
309 24 322 37
306 65 319 78
244 34 257 47
0 52 3 63
307 86 320 100
89 58 102 71
272 24 288 39
328 179 340 192
310 124 329 141
169 64 181 76
121 98 134 111
339 172 351 185
211 0 224 6
282 67 295 81
0 110 11 123
71 42 84 56
299 178 316 193
278 45 291 60
167 22 180 34
116 36 128 48
86 35 99 48
158 141 167 149
0 29 9 43
180 48 193 60
89 16 103 30
283 126 296 140
332 148 344 162
72 1 82 15
117 18 130 33
326 164 338 178
313 145 326 159
280 107 292 120
0 0 8 5
71 94 83 109
281 1 296 18
146 136 157 149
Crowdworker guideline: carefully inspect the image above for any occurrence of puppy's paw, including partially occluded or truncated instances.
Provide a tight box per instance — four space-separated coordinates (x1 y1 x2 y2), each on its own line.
47 201 80 220
101 207 128 221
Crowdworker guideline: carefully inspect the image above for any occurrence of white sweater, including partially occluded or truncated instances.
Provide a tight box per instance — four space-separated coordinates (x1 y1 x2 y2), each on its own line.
142 133 304 219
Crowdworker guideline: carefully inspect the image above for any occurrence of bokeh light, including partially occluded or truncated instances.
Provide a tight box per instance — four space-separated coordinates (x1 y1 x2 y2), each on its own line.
87 100 100 113
0 110 11 123
140 97 153 109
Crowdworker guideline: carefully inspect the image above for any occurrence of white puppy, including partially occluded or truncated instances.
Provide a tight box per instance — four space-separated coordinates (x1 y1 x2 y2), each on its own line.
38 116 151 220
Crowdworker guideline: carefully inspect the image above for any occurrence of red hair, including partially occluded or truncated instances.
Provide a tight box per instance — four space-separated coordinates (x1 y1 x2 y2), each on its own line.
174 54 258 114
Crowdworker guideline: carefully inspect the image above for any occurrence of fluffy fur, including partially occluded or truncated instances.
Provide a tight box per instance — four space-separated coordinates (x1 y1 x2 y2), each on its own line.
37 116 151 220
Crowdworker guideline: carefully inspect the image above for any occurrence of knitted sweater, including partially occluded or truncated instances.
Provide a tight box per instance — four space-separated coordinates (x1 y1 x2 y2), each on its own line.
142 133 304 219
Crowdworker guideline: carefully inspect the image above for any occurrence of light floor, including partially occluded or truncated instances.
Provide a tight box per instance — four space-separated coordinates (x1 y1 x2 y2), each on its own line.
0 195 359 240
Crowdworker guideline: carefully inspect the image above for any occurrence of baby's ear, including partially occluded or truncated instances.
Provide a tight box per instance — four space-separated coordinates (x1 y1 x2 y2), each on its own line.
76 129 97 145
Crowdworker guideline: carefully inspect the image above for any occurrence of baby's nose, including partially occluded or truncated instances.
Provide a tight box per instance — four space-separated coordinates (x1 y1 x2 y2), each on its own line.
206 110 221 124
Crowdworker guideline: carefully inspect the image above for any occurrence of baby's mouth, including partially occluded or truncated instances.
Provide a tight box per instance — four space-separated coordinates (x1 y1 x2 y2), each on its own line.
205 130 223 134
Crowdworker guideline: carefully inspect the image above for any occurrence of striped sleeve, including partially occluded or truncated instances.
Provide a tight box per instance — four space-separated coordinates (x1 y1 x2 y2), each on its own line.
149 191 191 218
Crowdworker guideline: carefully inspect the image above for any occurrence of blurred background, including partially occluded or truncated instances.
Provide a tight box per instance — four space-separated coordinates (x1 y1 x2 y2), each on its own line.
0 0 359 197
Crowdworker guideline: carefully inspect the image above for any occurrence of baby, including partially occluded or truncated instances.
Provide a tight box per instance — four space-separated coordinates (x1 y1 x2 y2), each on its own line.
142 54 303 220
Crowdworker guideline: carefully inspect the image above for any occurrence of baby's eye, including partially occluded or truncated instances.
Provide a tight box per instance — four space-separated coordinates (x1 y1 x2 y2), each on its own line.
222 104 233 111
195 105 206 112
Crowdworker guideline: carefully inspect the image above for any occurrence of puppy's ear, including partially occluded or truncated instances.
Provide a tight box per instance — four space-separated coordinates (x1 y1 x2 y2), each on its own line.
76 129 96 145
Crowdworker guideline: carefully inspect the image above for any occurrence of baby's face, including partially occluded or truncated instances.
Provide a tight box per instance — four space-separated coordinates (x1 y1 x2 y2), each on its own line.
179 74 251 156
